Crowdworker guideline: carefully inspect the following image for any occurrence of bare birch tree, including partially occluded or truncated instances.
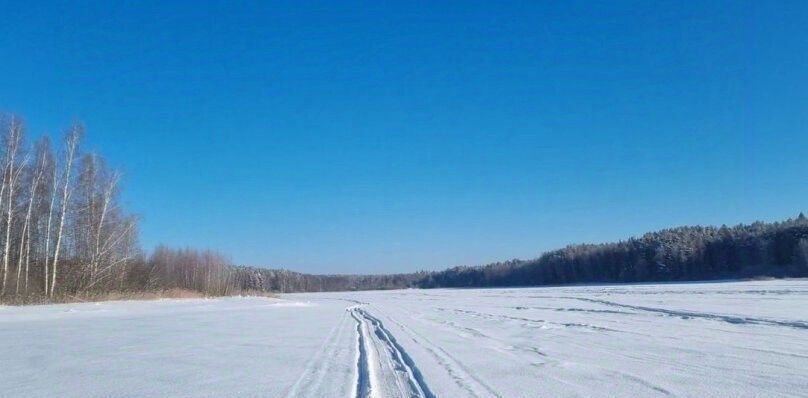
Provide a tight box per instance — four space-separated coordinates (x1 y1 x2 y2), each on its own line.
49 125 80 297
15 139 48 294
1 117 24 295
42 139 57 295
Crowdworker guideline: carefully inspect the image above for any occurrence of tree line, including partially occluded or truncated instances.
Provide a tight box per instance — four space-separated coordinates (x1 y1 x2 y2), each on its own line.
232 266 427 293
417 215 808 288
0 116 241 303
0 116 138 302
228 215 808 292
3 114 805 302
0 115 417 302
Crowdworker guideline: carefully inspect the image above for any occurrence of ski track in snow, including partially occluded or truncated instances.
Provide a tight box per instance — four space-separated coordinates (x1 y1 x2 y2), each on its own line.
387 313 503 398
284 309 351 397
2 280 808 397
561 296 808 330
350 306 435 398
351 308 372 398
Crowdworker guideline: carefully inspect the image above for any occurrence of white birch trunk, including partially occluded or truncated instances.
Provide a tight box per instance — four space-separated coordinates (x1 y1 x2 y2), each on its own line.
16 152 44 294
49 128 79 297
1 122 22 295
43 161 57 294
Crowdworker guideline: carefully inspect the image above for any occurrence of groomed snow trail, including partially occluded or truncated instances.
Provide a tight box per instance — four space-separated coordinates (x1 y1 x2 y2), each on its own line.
1 280 807 397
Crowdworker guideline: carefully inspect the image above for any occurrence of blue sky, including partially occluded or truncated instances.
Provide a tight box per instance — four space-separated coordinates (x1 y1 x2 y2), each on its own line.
1 1 806 273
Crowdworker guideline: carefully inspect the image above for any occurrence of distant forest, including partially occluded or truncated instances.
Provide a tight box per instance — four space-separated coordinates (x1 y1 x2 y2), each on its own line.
236 214 808 292
1 115 806 303
416 215 808 289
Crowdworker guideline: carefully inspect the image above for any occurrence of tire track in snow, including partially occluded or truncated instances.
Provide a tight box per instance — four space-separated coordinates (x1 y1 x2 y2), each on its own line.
350 307 435 398
433 317 550 359
437 307 622 333
416 309 673 397
387 314 503 398
564 297 808 330
351 308 371 398
394 307 619 397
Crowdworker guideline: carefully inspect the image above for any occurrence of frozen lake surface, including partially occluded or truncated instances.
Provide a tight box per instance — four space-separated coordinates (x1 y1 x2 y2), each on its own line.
1 280 807 397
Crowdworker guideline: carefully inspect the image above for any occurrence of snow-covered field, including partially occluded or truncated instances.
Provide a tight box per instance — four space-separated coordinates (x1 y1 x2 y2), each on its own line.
1 280 807 397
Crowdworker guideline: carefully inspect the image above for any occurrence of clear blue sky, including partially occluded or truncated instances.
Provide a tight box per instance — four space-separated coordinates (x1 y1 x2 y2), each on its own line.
1 1 806 273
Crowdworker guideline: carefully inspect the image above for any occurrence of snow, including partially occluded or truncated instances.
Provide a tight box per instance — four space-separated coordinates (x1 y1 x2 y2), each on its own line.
2 280 807 397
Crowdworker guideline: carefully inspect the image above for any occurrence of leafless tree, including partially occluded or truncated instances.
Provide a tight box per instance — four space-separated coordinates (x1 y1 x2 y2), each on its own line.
0 114 247 303
49 125 80 297
15 138 47 294
42 138 57 295
1 116 25 294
